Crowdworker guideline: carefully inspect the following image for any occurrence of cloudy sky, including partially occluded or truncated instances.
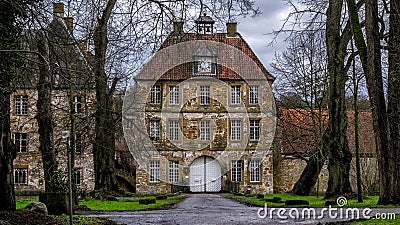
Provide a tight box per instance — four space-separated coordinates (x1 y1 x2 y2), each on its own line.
238 0 290 71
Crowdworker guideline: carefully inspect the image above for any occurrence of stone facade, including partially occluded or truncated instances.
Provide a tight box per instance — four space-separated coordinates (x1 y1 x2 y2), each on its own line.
125 16 277 195
12 89 96 193
11 3 96 193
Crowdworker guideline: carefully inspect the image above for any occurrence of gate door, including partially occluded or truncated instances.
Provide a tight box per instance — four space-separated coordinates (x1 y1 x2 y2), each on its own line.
189 156 221 192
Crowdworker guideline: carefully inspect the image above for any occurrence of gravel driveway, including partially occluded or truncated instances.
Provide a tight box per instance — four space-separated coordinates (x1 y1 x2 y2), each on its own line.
91 194 400 225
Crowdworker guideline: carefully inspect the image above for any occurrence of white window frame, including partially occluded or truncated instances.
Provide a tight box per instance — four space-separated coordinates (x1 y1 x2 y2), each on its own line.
14 132 28 153
231 86 241 104
169 120 179 141
74 169 82 185
231 160 242 182
249 85 259 104
168 161 179 184
14 168 27 185
200 120 211 141
249 160 260 182
200 85 210 105
75 134 82 154
149 160 160 183
249 120 260 141
150 85 161 104
73 96 82 113
230 120 241 141
15 95 28 115
169 86 179 105
149 120 160 140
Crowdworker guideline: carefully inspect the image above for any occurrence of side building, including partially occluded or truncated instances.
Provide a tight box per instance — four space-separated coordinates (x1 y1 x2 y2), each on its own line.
126 15 277 194
12 3 96 193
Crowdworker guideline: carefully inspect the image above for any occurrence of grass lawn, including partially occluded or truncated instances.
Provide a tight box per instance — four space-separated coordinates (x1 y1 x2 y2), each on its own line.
79 194 186 211
226 193 396 208
16 198 39 209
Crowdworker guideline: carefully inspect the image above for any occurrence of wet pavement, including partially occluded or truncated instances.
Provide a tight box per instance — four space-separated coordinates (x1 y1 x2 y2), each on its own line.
90 194 400 225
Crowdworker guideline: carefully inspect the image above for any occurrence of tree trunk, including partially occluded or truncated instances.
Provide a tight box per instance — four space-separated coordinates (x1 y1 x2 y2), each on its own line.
291 147 325 196
36 30 64 193
386 0 400 204
347 0 396 204
93 0 119 192
0 93 16 211
325 0 352 197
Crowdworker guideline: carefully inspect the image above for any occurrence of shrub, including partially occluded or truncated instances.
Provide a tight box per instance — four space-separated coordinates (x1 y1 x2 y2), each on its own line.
138 198 156 205
285 200 309 206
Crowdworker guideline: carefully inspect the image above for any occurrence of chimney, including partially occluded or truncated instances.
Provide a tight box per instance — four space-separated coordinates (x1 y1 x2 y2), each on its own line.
226 22 238 37
173 21 184 35
64 17 73 33
53 2 64 18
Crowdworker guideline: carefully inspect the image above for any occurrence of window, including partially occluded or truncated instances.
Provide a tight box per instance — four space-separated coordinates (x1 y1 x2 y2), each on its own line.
230 120 241 141
149 120 160 140
249 120 260 141
231 86 241 104
149 160 160 183
14 168 27 184
200 86 210 105
15 95 28 115
73 170 82 185
150 85 161 104
200 120 210 141
168 161 179 184
231 160 242 182
169 120 179 141
249 86 259 104
249 160 260 182
73 96 82 113
14 132 28 153
169 86 179 105
75 134 82 154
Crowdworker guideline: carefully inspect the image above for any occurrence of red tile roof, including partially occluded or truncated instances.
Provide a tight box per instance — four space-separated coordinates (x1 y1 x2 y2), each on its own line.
136 33 274 81
280 109 376 156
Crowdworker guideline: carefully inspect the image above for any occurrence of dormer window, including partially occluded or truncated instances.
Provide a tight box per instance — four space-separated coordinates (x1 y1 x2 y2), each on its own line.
193 46 216 75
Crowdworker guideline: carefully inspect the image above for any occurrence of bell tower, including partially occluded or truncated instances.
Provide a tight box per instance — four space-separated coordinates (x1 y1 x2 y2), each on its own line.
195 13 215 34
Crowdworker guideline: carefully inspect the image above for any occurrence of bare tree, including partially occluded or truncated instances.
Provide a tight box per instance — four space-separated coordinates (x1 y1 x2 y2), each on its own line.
272 30 329 195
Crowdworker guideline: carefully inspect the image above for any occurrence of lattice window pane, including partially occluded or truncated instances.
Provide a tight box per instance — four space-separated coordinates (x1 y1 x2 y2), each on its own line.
150 85 161 104
169 120 179 141
15 95 28 115
150 120 160 140
249 160 260 182
200 120 211 141
231 160 242 182
169 86 179 105
149 160 160 183
231 86 241 104
14 168 27 184
250 86 259 104
168 161 179 184
249 120 260 141
230 120 241 141
14 132 28 153
200 86 210 105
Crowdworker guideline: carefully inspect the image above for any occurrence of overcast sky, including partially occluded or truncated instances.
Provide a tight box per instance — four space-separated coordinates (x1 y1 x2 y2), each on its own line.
238 0 290 71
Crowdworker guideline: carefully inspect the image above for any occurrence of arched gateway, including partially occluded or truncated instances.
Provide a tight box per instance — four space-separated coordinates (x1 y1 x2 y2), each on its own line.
189 156 222 192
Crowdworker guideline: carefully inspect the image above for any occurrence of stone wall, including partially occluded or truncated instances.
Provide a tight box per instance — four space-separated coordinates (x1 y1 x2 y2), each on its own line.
276 156 379 196
11 89 96 192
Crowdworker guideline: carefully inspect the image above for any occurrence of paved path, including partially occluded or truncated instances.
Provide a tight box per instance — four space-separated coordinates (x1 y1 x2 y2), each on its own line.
91 194 400 225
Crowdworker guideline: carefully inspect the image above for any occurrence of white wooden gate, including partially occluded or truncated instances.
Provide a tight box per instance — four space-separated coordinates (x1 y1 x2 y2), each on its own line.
190 156 221 192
